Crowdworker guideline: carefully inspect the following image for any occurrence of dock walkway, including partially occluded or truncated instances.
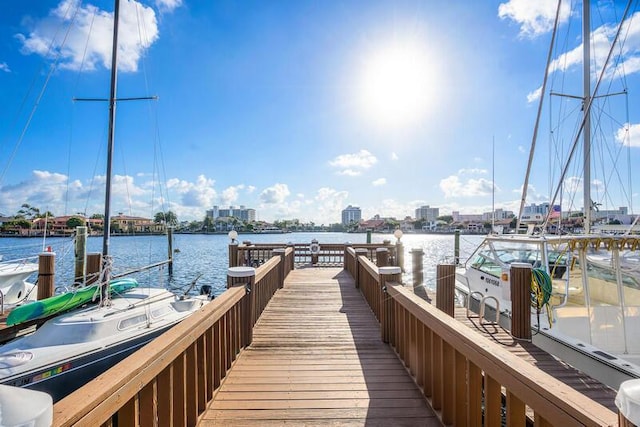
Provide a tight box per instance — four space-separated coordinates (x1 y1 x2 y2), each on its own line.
199 268 441 426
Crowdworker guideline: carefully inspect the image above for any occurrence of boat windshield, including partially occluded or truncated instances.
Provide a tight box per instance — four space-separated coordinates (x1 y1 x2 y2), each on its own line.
468 239 570 279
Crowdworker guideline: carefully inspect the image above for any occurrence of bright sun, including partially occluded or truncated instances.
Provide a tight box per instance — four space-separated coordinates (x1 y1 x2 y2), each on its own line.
360 41 434 127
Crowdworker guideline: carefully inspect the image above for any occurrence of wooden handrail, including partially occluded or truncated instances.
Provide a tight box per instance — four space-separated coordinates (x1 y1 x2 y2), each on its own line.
53 286 246 426
385 282 617 426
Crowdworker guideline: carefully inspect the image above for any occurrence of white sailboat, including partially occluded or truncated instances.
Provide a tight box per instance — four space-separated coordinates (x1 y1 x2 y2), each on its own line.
0 0 211 402
456 0 640 390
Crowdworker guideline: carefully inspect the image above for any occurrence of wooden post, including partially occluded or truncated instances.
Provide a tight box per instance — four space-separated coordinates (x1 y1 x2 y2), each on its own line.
379 266 401 343
616 379 640 427
86 253 102 285
74 226 87 286
454 230 460 265
511 263 532 340
436 264 455 317
273 248 286 289
38 251 55 300
167 226 174 275
376 248 389 267
227 266 256 347
229 242 239 267
396 239 405 272
354 248 368 289
411 248 424 287
366 229 372 244
412 248 429 301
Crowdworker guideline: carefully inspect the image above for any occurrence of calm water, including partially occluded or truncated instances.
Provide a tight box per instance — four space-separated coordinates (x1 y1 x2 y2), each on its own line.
0 232 484 297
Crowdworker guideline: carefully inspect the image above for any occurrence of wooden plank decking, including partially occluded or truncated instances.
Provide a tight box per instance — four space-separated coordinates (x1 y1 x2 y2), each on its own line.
199 268 441 426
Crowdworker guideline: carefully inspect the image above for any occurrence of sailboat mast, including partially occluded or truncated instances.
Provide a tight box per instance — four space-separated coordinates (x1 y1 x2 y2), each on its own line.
583 0 592 234
102 0 120 278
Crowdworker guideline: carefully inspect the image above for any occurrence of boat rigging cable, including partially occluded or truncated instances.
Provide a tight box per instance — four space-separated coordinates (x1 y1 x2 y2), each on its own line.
516 0 563 232
541 0 634 232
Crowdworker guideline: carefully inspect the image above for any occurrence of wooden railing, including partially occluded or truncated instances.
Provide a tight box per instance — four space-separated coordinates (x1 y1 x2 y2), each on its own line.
52 254 288 426
352 262 618 426
232 242 397 268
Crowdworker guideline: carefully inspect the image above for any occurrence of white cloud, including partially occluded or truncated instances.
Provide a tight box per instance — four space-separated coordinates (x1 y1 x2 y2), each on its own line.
391 152 399 161
498 0 571 38
329 149 377 175
0 62 10 72
167 174 216 208
439 175 496 198
260 183 290 204
16 0 159 73
372 178 386 186
155 0 182 13
616 123 640 147
458 168 487 175
221 185 246 206
527 86 541 104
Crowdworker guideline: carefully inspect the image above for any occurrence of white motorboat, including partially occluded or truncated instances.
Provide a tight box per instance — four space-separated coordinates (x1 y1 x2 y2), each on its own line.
0 258 38 309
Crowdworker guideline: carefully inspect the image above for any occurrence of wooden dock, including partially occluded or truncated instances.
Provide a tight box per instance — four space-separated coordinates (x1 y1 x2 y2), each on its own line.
200 268 441 426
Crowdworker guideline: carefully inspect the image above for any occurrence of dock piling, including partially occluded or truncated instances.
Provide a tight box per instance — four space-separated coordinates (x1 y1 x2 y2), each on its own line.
37 251 55 300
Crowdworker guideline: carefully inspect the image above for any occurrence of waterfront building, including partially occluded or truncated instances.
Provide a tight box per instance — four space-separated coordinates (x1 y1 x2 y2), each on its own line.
415 205 439 222
208 205 256 222
341 205 362 225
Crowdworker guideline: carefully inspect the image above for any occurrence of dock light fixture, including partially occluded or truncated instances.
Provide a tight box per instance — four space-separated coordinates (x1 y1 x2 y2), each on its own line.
394 229 403 242
228 230 238 243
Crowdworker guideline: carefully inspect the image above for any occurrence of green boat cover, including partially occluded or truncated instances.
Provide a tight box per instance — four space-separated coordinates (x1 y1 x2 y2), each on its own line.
6 278 139 326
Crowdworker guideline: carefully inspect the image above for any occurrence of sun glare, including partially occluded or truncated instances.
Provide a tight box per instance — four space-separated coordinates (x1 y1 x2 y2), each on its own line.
360 41 434 127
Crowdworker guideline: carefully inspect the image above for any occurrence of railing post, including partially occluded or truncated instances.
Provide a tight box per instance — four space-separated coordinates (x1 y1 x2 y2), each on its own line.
38 251 55 300
379 266 401 343
454 229 460 265
86 253 102 285
412 248 428 300
343 242 352 270
228 241 239 267
354 248 368 289
273 248 286 289
511 263 532 340
616 379 640 427
227 266 256 347
396 239 405 272
376 248 389 267
436 264 455 317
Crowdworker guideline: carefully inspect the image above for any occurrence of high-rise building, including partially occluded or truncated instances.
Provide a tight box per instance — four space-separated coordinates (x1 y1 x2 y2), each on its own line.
415 205 439 222
207 205 255 222
341 205 362 225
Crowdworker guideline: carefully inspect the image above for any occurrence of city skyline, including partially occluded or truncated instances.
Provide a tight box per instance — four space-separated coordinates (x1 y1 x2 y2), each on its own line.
1 1 639 224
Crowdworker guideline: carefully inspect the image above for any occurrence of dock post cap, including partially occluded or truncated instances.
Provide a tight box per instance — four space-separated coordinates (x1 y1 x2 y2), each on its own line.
376 248 388 253
228 266 256 277
411 247 424 253
616 379 640 424
379 266 401 275
39 251 55 256
272 248 286 254
0 384 52 427
510 262 533 269
354 248 368 253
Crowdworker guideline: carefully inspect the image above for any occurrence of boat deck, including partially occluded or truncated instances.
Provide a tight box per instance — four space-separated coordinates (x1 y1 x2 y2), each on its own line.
199 268 442 426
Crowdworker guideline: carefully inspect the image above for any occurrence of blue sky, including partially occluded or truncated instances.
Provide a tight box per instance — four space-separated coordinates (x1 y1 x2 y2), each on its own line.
1 0 639 224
